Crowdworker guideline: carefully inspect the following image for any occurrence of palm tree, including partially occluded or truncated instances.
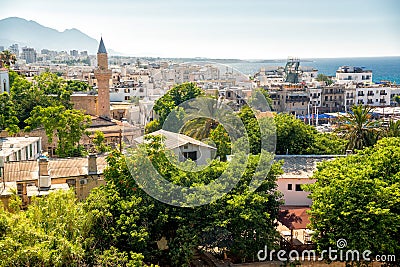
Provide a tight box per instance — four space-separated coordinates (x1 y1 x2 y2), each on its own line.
0 50 16 67
393 95 400 107
180 117 218 140
180 97 222 140
337 105 380 150
384 120 400 137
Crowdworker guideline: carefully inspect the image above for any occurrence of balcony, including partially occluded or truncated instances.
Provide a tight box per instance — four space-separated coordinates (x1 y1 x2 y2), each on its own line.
358 93 365 97
380 92 388 95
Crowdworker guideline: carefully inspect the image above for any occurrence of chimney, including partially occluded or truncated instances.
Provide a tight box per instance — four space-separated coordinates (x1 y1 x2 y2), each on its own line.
88 154 97 175
38 158 49 176
38 158 51 189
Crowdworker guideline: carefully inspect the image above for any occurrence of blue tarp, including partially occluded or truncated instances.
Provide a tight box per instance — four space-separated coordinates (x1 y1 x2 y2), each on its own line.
297 114 334 119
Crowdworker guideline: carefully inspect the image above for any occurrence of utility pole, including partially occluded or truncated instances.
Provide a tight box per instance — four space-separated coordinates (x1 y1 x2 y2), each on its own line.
119 129 122 153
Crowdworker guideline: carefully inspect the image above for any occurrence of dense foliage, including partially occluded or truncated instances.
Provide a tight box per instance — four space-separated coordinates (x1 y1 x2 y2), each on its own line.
25 105 91 157
275 113 347 155
83 136 283 266
304 137 400 259
146 82 204 133
1 70 93 157
337 105 380 150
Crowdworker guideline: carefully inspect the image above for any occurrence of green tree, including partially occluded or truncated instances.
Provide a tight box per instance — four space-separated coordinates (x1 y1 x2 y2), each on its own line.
0 190 87 267
393 95 400 106
274 113 316 155
10 73 73 129
210 124 231 161
0 92 20 134
316 74 333 85
65 80 90 92
384 119 400 137
0 50 16 67
84 136 283 265
92 130 109 153
151 82 204 131
337 105 379 151
144 119 161 134
25 106 91 157
238 105 262 154
304 137 400 259
247 88 273 112
308 132 348 155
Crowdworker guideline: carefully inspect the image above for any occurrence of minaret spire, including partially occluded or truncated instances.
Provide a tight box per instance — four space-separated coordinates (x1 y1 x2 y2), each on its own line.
95 37 111 118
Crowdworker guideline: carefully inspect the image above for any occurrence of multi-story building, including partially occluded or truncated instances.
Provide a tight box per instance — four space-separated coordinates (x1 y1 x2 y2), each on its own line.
355 86 392 107
335 66 372 85
344 86 356 112
307 87 322 108
8 44 19 57
269 85 309 115
21 47 37 63
320 85 345 113
70 50 79 57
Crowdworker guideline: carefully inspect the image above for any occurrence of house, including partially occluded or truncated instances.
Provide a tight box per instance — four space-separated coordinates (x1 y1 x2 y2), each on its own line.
275 155 344 207
0 154 107 209
134 129 216 165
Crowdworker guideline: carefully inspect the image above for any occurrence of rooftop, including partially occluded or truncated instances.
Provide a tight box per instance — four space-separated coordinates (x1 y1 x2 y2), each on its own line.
0 137 41 158
274 155 345 179
1 156 107 182
134 129 217 150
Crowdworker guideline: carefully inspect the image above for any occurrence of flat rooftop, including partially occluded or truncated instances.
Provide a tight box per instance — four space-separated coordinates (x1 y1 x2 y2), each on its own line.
0 137 41 158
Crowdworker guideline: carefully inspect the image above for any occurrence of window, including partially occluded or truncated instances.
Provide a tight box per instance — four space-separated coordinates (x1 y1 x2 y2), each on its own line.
183 144 188 149
183 151 197 161
295 184 303 191
66 179 76 187
287 184 293 191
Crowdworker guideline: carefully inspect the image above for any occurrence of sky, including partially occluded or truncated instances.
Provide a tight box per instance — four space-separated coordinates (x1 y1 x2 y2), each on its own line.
1 0 399 59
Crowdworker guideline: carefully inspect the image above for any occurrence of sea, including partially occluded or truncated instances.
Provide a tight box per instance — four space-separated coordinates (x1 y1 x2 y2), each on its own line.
225 57 400 84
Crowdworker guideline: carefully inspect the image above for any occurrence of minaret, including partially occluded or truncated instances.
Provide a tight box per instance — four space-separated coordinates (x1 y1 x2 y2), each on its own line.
94 37 111 118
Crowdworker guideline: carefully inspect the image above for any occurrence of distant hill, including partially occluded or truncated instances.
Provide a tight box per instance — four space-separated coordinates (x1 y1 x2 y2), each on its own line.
0 17 108 55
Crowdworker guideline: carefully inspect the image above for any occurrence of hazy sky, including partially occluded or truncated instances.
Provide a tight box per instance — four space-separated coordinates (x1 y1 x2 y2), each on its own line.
2 0 399 59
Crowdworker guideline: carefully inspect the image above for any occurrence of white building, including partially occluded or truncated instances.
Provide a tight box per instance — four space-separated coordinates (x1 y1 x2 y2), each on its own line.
355 86 392 106
0 68 10 94
275 155 343 207
0 137 42 163
134 130 216 165
335 66 372 85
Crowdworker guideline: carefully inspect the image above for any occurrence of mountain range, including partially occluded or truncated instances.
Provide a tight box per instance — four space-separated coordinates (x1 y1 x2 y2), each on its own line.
0 17 114 55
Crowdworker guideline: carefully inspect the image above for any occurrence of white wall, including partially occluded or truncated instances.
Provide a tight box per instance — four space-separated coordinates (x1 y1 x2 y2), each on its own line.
276 178 315 206
0 70 10 94
174 143 215 165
